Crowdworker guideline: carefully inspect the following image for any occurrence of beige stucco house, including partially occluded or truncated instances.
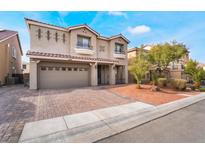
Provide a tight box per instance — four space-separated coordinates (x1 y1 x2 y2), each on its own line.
128 45 189 82
25 18 129 89
0 29 23 86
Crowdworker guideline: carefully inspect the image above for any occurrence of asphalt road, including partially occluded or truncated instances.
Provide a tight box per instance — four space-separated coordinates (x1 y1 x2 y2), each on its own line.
97 99 205 143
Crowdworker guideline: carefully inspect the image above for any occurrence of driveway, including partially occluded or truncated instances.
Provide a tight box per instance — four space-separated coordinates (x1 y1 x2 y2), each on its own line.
98 99 205 143
0 85 134 142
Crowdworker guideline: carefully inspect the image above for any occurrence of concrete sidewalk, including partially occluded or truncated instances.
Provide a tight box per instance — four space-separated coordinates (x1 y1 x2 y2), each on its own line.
19 93 205 143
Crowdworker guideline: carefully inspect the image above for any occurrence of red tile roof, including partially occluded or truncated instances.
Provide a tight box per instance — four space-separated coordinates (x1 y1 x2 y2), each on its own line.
27 51 118 63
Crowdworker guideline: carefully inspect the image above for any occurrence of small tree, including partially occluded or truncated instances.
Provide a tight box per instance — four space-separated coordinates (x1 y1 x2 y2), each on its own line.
148 41 188 77
185 59 205 88
129 47 150 88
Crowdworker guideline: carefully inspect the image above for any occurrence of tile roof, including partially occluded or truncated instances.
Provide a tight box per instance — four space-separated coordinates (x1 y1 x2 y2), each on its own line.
0 29 18 41
27 51 118 63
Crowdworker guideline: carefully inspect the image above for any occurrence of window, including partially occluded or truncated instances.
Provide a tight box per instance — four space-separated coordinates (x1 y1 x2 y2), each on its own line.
11 47 16 58
48 67 53 71
41 66 47 71
47 30 51 40
55 67 60 71
62 67 66 71
77 35 92 49
73 68 78 71
63 33 66 43
37 28 42 39
22 64 27 69
55 32 58 42
115 43 124 54
67 67 72 71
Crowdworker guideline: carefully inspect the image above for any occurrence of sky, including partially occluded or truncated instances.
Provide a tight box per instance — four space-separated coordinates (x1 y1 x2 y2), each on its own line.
0 11 205 63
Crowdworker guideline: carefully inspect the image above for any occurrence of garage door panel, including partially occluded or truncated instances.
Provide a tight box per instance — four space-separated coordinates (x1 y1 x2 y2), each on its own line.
39 64 89 89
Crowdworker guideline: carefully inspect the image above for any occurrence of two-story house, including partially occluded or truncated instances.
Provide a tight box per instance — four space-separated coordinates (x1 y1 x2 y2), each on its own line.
0 29 23 86
25 18 129 89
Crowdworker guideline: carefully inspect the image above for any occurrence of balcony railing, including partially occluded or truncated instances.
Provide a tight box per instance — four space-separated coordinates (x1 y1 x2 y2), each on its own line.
76 43 93 50
114 50 125 54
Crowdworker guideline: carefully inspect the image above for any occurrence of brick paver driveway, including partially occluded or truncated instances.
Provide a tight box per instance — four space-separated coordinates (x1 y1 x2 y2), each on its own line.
0 85 134 142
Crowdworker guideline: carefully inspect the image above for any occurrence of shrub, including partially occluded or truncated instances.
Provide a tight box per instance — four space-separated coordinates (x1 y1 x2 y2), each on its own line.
157 78 167 87
170 78 187 91
186 83 195 91
199 86 205 92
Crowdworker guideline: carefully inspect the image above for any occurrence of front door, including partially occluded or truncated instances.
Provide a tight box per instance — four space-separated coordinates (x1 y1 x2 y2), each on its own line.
97 65 109 85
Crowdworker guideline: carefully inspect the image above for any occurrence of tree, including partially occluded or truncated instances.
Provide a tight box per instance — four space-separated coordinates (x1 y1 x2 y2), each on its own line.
129 46 150 88
185 59 205 88
148 41 188 77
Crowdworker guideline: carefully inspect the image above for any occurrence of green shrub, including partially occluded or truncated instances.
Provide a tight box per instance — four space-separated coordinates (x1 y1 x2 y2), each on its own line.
170 78 187 91
157 78 167 87
186 83 195 91
199 87 205 92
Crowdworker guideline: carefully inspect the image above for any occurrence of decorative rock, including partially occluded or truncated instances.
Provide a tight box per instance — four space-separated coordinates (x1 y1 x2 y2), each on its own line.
186 87 192 92
151 85 160 92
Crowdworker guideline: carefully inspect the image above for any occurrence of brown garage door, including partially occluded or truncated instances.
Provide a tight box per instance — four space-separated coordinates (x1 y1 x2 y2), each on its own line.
39 63 89 89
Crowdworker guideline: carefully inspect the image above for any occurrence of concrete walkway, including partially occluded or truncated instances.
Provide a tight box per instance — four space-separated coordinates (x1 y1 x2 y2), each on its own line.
19 93 205 143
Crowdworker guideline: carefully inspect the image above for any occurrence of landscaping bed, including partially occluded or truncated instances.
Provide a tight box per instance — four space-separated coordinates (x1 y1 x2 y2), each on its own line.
109 84 200 105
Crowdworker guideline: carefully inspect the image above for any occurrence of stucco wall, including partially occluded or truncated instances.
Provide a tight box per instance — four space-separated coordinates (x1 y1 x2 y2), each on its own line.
30 25 69 54
0 35 22 85
97 39 109 58
128 51 136 59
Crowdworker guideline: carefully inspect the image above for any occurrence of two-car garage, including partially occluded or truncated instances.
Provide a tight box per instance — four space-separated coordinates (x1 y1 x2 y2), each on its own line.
38 62 90 89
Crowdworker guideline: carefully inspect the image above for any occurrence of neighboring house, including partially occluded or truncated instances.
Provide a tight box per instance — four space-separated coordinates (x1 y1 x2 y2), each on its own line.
128 45 189 82
22 61 30 74
0 29 23 86
25 18 129 89
198 63 205 71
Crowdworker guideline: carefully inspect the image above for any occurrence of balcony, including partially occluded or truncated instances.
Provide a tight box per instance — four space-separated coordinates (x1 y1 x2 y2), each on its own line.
75 43 94 55
113 50 126 59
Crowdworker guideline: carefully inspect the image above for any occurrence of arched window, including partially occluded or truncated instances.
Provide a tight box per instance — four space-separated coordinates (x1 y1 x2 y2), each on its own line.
47 30 50 40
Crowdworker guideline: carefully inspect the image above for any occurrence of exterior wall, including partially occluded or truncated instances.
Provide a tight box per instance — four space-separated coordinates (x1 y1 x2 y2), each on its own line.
0 35 22 85
30 60 38 89
22 62 30 74
97 39 109 58
128 51 136 59
170 70 182 79
30 25 69 54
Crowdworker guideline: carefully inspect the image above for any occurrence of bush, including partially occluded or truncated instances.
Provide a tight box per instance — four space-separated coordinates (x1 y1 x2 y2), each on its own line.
157 78 167 87
199 86 205 92
170 78 187 91
186 83 195 91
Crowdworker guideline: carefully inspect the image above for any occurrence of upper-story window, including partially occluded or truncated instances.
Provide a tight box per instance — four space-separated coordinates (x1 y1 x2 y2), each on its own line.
11 47 17 59
77 35 92 49
115 43 124 54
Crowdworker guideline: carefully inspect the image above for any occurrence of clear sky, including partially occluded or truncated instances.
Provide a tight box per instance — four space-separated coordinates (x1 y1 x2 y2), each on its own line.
0 11 204 63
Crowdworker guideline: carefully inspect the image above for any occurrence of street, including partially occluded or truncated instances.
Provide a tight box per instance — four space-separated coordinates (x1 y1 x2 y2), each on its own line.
98 99 205 143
